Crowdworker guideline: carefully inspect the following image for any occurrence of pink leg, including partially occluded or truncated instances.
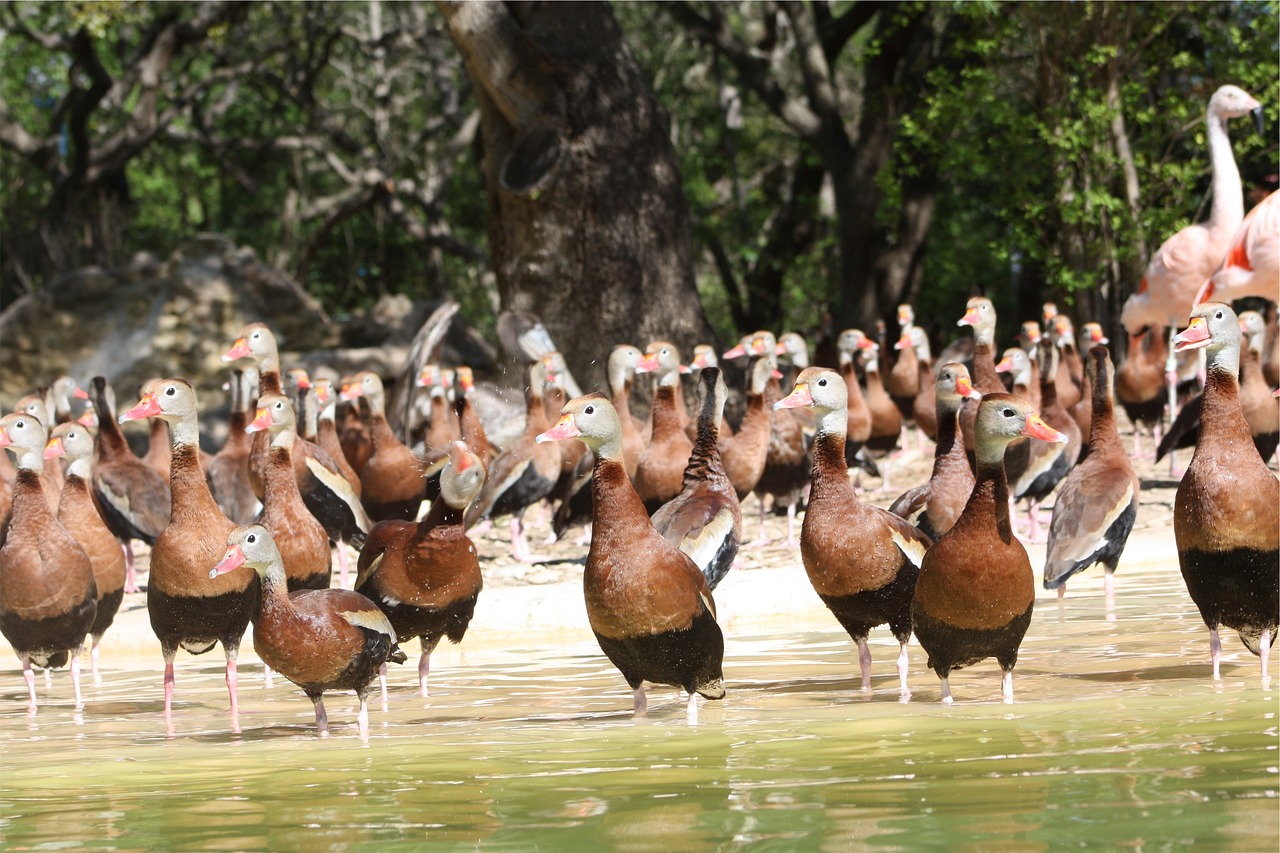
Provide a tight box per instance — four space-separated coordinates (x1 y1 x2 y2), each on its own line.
897 643 911 698
357 694 370 739
632 685 647 716
856 638 873 692
379 662 389 711
44 667 52 688
750 497 770 547
312 695 329 736
418 649 431 698
335 543 351 589
263 664 274 689
70 646 84 710
686 692 698 725
917 427 929 453
123 540 139 594
940 677 953 705
21 655 36 712
163 653 176 718
784 502 798 548
90 634 103 684
226 653 241 734
877 459 892 494
1210 627 1222 681
1026 499 1046 544
1103 572 1116 617
1001 670 1014 703
1131 429 1143 461
1259 628 1272 684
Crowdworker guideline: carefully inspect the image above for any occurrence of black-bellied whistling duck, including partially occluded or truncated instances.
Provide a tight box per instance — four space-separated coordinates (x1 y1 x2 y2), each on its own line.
45 375 88 425
222 323 285 499
607 345 646 479
283 368 312 435
465 362 560 562
747 331 809 547
1044 346 1139 610
211 524 405 737
452 366 493 472
1116 326 1169 460
45 422 125 681
417 364 462 455
861 346 902 492
341 371 426 523
889 364 980 540
0 444 14 538
776 367 931 696
634 342 695 514
1007 343 1082 544
1070 323 1109 444
0 413 96 711
120 379 256 733
87 377 170 594
651 368 742 591
1018 320 1042 353
957 297 1004 458
685 345 734 442
313 378 362 497
1049 315 1084 410
207 368 260 526
995 347 1036 402
912 394 1067 704
887 323 920 446
247 394 332 591
904 327 937 446
1173 302 1279 682
774 332 810 390
719 355 773 502
16 396 65 502
536 394 725 723
544 356 595 543
1239 310 1279 462
834 329 877 479
357 441 485 699
339 385 374 478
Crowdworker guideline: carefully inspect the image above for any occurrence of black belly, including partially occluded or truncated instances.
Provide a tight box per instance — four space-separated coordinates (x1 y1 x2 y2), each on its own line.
90 587 126 638
0 589 97 667
370 591 480 650
148 579 259 656
819 560 919 644
1044 499 1137 589
912 601 1034 679
594 607 725 699
1179 546 1280 642
287 569 331 593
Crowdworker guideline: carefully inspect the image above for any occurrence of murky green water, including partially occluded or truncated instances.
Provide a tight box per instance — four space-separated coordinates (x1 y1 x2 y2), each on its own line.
2 567 1276 851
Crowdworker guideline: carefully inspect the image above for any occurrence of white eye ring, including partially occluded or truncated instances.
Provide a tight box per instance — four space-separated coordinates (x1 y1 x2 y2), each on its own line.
584 405 595 415
246 534 257 544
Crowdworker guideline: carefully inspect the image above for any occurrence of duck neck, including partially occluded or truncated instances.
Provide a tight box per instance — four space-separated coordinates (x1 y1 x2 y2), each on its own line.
1200 362 1251 448
650 386 681 435
683 403 725 486
66 456 92 480
971 454 1013 542
259 366 283 398
590 456 648 535
809 429 851 502
932 400 966 477
170 416 222 519
972 341 1001 392
1088 366 1124 456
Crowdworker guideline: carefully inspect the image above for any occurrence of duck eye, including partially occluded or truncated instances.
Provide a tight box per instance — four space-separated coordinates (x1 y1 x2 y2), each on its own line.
246 533 257 544
1214 311 1223 320
1002 408 1015 418
584 405 595 415
165 386 176 396
251 332 261 340
14 420 23 429
817 378 827 387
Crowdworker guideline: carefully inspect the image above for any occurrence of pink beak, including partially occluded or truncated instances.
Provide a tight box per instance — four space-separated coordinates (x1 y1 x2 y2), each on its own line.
722 343 747 359
44 438 65 459
209 545 246 579
246 408 272 433
958 308 980 327
774 384 813 410
72 387 89 400
536 414 581 443
635 353 660 374
1022 413 1067 443
449 440 475 472
119 394 162 422
995 356 1014 374
1172 319 1211 352
222 338 251 363
0 428 9 448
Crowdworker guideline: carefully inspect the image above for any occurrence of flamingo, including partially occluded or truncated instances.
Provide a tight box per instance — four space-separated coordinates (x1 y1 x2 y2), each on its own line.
1195 191 1280 306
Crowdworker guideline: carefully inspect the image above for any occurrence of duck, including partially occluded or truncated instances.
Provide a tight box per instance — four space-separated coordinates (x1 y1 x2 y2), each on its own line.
206 367 260 526
452 366 494 472
44 375 88 425
1172 302 1279 682
120 379 257 732
775 367 931 696
542 352 593 540
15 395 65 501
651 367 742 591
995 347 1037 404
887 324 921 446
0 413 97 711
888 363 980 540
718 355 774 504
537 394 724 723
1070 323 1109 444
417 364 462 456
222 322 286 499
911 394 1067 704
283 367 313 435
956 297 1004 458
339 388 374 478
87 377 171 594
1048 315 1084 410
860 345 902 491
211 524 406 737
834 329 877 480
356 441 485 699
685 345 734 441
341 371 426 522
1115 325 1169 460
1043 346 1140 610
45 422 126 681
633 342 696 514
904 327 938 445
464 362 561 562
1006 343 1082 544
247 394 332 591
748 332 810 547
1238 310 1279 462
606 345 646 479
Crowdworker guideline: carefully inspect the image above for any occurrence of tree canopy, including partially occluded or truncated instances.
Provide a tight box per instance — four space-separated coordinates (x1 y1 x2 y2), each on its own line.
2 1 1275 349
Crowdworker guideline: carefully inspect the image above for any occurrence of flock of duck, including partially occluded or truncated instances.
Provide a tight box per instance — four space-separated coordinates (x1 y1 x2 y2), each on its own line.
0 289 1276 735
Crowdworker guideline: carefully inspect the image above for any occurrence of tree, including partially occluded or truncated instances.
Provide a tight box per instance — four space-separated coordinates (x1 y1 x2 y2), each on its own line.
439 1 717 388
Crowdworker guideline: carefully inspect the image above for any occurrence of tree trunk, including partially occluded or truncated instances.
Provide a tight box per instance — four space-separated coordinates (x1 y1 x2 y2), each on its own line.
440 1 717 389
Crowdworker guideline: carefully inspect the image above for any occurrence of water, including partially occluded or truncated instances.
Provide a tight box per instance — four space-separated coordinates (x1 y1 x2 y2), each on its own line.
1 565 1276 850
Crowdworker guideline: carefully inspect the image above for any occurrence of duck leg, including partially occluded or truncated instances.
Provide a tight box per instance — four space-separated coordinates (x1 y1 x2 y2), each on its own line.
1001 670 1014 704
21 654 36 712
70 646 84 710
334 542 351 589
896 643 911 698
90 633 103 684
749 497 770 547
312 695 329 736
1210 627 1222 681
162 648 177 720
379 662 389 711
939 677 953 705
1103 572 1117 617
686 692 699 725
856 638 873 692
419 636 439 698
357 694 370 739
632 685 647 716
784 500 798 548
225 651 241 734
123 540 140 594
1259 628 1272 684
44 666 52 688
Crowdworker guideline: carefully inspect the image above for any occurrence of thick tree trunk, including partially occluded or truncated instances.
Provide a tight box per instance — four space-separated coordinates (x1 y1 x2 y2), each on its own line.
440 1 716 389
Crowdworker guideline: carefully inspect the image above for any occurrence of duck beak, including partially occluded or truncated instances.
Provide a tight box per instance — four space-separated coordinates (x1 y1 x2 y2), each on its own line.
77 411 98 427
995 356 1014 373
222 337 251 363
246 408 272 433
209 545 246 579
72 386 89 400
635 353 660 374
448 440 475 472
340 383 363 402
1172 317 1211 352
958 308 980 327
119 394 161 422
1022 413 1067 443
774 383 813 410
955 377 978 399
536 413 580 443
44 437 65 459
0 428 9 448
722 343 746 359
895 334 911 351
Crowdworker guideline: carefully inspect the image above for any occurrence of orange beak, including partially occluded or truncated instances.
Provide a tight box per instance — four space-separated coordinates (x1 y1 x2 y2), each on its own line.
895 333 912 351
246 407 272 433
955 376 978 399
1022 413 1067 443
995 356 1014 374
340 383 364 402
635 352 660 374
448 440 475 472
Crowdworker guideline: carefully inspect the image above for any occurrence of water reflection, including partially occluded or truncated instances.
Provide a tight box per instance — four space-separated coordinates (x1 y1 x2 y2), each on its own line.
1 565 1276 850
